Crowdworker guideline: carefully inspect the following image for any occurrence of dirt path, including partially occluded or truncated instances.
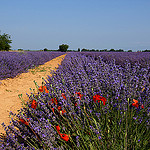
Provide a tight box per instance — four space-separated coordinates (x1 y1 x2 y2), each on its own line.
0 54 66 134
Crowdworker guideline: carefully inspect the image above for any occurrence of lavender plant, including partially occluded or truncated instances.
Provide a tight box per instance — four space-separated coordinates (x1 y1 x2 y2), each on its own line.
0 51 65 80
0 52 150 149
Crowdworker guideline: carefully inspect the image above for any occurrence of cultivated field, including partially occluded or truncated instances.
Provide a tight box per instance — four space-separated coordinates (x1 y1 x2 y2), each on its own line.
0 51 65 80
0 53 66 134
0 52 150 149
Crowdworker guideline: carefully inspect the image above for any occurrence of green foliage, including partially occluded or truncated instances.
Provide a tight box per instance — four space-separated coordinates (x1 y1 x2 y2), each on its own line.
128 50 132 52
44 48 48 51
100 49 108 52
59 44 69 52
81 48 89 52
18 48 24 51
109 49 115 52
142 49 150 52
0 33 12 51
116 49 124 52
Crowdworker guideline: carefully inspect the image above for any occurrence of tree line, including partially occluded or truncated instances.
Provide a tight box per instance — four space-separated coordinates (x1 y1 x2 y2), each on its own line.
0 32 150 52
77 48 150 52
44 47 150 52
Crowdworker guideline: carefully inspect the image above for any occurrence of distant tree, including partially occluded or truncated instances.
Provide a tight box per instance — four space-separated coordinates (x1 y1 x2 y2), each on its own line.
81 48 88 52
18 48 23 51
100 49 108 52
78 48 80 52
142 49 150 52
109 49 115 52
44 48 48 51
58 44 69 52
0 33 12 51
128 50 132 52
90 49 96 51
116 49 124 52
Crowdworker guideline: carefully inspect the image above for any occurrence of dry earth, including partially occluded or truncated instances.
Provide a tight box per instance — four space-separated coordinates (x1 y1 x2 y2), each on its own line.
0 54 66 134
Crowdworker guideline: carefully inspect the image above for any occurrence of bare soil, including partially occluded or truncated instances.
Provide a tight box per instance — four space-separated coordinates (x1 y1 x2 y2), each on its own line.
0 54 66 134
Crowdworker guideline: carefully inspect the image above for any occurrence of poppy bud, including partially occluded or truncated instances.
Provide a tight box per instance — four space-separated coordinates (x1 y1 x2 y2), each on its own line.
141 104 144 109
62 93 66 100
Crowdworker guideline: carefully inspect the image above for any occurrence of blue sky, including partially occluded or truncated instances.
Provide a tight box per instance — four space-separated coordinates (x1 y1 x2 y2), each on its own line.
0 0 150 51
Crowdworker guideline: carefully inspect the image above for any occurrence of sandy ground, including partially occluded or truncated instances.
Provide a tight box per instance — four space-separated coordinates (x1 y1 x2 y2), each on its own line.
0 54 66 134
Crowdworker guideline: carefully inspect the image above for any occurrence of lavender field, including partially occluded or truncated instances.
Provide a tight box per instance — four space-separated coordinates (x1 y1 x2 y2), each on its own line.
0 52 150 149
0 51 65 80
81 52 150 68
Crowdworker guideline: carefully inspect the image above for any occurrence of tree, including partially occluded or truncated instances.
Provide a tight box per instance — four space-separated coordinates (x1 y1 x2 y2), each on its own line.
44 48 48 51
0 33 12 51
58 44 69 52
109 49 115 52
142 49 150 52
81 48 88 52
100 49 108 52
90 49 96 51
116 49 124 52
128 50 132 52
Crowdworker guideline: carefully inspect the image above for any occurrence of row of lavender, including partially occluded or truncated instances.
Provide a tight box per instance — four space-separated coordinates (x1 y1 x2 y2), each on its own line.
81 52 150 68
50 52 150 108
0 52 150 149
0 51 65 80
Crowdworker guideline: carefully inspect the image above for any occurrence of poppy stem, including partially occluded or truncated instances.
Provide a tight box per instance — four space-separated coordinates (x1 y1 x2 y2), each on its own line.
28 125 46 150
124 112 128 150
18 94 28 108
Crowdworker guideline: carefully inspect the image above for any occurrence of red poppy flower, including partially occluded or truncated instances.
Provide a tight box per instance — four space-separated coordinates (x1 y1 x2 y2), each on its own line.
56 125 60 132
57 106 66 115
75 103 77 107
38 86 49 93
75 92 83 100
31 100 37 109
62 93 66 100
52 108 54 113
141 104 144 109
93 94 100 103
60 133 70 141
56 125 70 141
93 94 107 105
19 118 30 126
50 98 58 105
132 99 139 108
57 106 62 111
60 110 66 115
87 132 91 136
